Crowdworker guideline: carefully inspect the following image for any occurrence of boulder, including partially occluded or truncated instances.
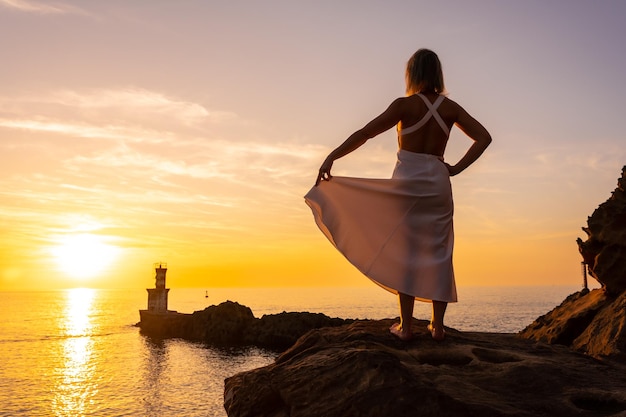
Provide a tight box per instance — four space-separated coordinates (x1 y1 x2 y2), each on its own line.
224 319 626 417
577 166 626 295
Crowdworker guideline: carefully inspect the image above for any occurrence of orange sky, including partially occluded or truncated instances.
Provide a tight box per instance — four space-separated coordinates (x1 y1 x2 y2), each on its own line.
1 1 625 290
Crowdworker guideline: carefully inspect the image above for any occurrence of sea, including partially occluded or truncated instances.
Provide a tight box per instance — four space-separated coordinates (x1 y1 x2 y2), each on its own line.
0 284 591 417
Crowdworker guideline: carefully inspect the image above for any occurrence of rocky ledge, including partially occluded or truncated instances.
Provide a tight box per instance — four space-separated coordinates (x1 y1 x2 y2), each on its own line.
224 318 626 417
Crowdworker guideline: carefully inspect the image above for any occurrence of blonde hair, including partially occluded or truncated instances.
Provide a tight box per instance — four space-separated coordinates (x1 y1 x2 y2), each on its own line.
405 49 445 96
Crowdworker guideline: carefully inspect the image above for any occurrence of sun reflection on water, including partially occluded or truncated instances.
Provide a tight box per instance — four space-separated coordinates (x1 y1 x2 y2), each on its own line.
52 288 98 417
65 288 95 336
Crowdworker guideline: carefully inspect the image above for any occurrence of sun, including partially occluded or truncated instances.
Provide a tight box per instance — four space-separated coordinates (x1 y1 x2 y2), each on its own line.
51 233 121 280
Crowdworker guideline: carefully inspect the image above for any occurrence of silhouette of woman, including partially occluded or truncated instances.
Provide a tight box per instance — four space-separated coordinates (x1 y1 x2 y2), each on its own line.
305 49 492 341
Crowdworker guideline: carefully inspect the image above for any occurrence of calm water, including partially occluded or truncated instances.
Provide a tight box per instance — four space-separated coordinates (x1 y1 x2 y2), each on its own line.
0 285 588 416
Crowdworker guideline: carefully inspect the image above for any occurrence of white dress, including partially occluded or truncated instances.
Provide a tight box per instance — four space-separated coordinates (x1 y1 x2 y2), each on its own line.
305 94 457 303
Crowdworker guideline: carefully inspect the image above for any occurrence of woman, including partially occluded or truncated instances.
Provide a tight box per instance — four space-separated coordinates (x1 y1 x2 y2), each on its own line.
305 49 491 341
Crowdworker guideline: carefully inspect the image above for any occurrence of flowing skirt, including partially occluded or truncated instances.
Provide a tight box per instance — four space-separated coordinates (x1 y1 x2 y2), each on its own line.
304 150 457 302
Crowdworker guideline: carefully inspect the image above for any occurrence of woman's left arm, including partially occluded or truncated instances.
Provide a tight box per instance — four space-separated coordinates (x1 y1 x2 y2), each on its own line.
316 98 404 185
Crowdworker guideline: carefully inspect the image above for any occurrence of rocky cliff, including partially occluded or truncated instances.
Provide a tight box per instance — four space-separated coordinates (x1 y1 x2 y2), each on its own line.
577 166 626 295
520 166 626 359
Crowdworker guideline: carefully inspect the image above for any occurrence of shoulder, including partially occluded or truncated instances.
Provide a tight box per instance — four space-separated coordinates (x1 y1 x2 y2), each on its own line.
388 95 421 113
439 96 467 119
390 96 410 106
441 95 460 109
383 96 412 117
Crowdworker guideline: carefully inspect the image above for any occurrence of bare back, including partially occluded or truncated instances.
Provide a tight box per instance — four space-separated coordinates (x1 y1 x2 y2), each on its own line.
397 93 457 157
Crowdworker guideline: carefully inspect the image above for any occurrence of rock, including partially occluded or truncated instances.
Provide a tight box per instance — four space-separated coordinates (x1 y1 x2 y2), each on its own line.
522 166 626 360
189 301 256 343
519 288 626 360
137 310 191 338
572 291 626 359
224 319 626 417
138 301 352 350
519 289 607 344
577 166 626 295
244 311 349 350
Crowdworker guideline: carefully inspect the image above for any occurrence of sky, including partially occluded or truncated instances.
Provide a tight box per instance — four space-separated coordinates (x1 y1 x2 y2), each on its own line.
1 0 625 290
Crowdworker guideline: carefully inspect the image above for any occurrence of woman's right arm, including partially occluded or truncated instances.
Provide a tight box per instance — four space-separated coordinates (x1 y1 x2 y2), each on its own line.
446 105 492 176
316 98 404 185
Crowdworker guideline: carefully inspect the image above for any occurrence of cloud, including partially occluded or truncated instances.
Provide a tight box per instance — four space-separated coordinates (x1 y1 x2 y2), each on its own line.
0 87 322 193
49 88 235 125
0 88 236 126
0 88 243 152
67 143 233 181
0 0 86 15
0 117 175 144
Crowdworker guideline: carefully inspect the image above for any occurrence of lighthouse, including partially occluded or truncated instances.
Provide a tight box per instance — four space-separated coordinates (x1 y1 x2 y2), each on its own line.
139 262 181 332
145 262 170 313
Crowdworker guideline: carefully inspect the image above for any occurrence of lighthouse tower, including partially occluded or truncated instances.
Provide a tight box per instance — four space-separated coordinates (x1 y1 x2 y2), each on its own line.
146 263 170 313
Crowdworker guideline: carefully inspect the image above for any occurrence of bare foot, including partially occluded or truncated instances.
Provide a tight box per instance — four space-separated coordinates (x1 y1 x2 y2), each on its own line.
390 323 413 341
427 323 446 341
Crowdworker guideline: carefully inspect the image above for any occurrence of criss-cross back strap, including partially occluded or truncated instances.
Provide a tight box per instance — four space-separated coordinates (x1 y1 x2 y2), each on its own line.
399 94 449 136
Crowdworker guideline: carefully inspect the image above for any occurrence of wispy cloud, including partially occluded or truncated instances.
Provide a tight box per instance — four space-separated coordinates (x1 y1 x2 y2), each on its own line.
0 0 86 15
0 88 243 153
0 88 319 192
0 88 236 127
67 143 233 180
49 88 235 125
0 117 175 144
